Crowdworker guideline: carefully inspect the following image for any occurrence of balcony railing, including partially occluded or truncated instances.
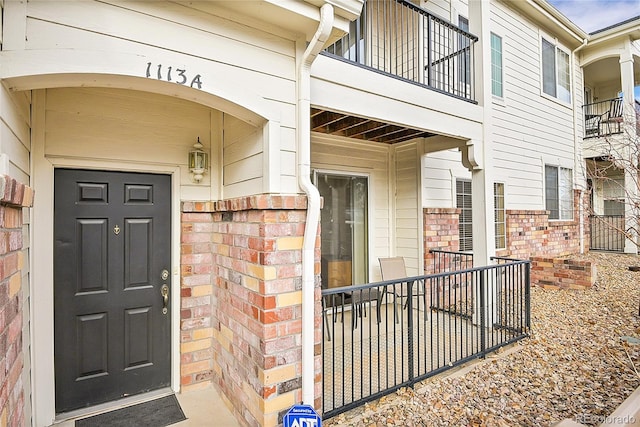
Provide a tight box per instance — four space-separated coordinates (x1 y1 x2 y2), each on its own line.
590 215 625 252
323 0 477 103
321 257 530 418
583 97 623 138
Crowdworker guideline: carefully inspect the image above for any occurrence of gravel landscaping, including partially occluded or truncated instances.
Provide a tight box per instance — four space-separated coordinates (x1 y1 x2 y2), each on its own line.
324 252 640 427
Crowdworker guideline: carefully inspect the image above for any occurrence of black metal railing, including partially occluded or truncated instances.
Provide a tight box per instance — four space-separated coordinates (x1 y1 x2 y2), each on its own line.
590 215 625 252
430 248 473 273
323 0 477 102
321 258 530 418
583 97 623 138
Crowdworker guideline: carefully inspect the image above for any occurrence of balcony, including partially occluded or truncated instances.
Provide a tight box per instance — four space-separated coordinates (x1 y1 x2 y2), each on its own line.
583 97 624 138
323 0 477 103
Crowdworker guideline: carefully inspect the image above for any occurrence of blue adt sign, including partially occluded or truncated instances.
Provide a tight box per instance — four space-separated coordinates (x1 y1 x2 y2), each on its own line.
283 404 322 427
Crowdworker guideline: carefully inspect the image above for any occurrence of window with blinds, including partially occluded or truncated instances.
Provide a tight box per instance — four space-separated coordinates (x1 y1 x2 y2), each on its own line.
494 182 506 249
545 165 573 220
456 179 473 252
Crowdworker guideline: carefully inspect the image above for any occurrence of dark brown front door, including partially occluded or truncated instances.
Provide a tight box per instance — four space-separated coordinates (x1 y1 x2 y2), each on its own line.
54 169 171 413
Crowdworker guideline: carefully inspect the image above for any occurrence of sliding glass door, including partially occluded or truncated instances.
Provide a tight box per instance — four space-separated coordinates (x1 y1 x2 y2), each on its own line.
315 172 369 289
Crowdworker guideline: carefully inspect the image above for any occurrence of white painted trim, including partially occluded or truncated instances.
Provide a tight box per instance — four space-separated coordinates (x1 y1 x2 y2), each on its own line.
489 31 504 101
494 181 507 251
414 142 424 274
538 30 574 108
30 91 182 424
388 149 397 256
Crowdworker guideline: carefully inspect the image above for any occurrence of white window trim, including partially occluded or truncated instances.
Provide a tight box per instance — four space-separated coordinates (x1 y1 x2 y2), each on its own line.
494 181 507 250
539 31 573 107
490 32 504 100
544 163 574 221
312 168 373 283
455 178 473 252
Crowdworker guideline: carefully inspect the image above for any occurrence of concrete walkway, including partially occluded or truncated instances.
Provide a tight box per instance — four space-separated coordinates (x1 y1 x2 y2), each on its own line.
176 385 239 426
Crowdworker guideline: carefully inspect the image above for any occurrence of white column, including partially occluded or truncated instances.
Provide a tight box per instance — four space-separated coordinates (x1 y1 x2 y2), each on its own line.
620 42 639 253
468 0 497 326
468 0 495 266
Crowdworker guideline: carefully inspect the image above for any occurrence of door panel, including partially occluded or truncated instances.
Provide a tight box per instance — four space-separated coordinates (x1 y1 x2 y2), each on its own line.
77 313 108 378
124 307 153 369
125 218 152 287
77 219 108 293
54 169 171 413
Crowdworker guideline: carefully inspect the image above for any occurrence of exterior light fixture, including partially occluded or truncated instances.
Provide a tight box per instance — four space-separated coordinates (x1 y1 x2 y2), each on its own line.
189 137 208 183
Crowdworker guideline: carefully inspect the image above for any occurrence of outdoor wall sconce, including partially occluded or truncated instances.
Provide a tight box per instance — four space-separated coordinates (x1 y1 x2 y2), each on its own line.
189 137 208 183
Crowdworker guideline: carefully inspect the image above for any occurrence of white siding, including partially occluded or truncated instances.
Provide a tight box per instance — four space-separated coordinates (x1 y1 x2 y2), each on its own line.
421 0 452 21
0 84 30 181
394 143 421 275
419 2 582 215
489 0 579 210
422 149 470 208
223 115 263 198
43 87 221 200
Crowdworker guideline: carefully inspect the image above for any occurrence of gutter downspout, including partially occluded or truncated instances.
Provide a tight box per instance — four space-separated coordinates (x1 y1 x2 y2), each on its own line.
571 38 588 253
298 3 334 406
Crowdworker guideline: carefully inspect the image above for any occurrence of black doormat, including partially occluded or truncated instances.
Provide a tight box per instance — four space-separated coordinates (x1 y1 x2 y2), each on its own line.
75 394 186 427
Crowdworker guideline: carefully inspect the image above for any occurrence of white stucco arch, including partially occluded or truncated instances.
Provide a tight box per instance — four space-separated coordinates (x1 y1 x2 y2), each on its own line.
1 50 273 128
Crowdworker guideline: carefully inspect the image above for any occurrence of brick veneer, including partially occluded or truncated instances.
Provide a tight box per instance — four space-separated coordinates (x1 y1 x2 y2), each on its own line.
181 195 319 427
0 175 34 427
423 191 591 288
498 190 587 259
501 210 579 259
423 208 460 273
530 257 597 289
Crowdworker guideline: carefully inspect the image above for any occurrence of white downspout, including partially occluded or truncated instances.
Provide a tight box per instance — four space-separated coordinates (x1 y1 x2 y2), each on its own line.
571 38 588 253
298 3 334 406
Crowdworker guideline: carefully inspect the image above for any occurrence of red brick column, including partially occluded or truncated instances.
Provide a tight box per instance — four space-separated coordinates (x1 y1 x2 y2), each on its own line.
423 208 460 273
180 209 215 392
0 176 34 427
181 195 319 427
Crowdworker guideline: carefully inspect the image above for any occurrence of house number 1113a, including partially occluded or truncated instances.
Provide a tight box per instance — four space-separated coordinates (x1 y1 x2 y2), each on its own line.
145 62 203 89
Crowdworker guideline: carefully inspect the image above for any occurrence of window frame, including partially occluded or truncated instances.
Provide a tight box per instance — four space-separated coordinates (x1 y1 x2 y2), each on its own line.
539 34 572 105
545 165 574 221
494 182 506 249
313 169 371 286
456 178 473 252
490 32 503 98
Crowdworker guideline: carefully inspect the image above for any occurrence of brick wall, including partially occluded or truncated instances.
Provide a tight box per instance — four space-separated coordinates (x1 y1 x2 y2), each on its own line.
530 257 596 289
181 195 319 427
502 210 580 259
500 190 586 259
423 191 588 288
423 208 460 273
0 176 34 427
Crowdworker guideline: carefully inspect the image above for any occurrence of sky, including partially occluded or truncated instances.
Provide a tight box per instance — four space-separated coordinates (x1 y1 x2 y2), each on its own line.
547 0 640 33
